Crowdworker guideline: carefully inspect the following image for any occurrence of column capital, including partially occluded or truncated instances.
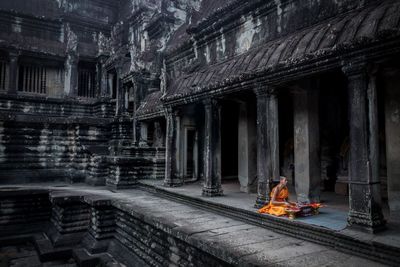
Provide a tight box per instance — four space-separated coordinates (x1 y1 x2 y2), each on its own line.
66 52 79 65
97 54 108 64
341 60 370 77
164 106 173 115
164 106 181 118
289 79 320 95
115 59 124 76
202 97 220 107
8 50 20 60
253 85 278 97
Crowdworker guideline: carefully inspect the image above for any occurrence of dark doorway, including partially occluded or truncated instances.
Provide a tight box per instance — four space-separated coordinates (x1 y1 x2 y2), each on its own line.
279 89 294 186
319 72 348 193
185 128 196 179
221 101 239 180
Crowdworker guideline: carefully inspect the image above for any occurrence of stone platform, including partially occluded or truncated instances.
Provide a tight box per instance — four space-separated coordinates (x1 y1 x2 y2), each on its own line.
140 180 350 231
0 183 397 266
138 180 400 265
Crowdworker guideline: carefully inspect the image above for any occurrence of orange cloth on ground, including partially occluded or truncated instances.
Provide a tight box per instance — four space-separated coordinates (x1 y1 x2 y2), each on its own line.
258 186 289 216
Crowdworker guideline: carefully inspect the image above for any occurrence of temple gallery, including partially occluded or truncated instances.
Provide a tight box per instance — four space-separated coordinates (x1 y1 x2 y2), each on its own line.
0 0 400 266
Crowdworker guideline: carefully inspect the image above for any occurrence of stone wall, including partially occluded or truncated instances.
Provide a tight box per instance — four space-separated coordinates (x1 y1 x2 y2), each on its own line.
0 121 108 184
0 188 228 267
0 96 114 184
107 147 166 189
0 0 122 185
0 0 117 58
0 188 51 237
112 209 227 267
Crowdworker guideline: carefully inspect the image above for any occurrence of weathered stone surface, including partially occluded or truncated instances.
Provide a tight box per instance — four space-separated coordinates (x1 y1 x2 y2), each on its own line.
0 188 51 237
0 0 400 266
1 186 396 267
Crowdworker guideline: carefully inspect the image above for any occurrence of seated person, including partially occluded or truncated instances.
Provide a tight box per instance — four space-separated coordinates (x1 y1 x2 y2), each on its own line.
258 176 295 216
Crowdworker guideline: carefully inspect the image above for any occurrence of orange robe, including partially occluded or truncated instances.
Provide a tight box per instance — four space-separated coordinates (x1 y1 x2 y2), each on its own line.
258 186 289 216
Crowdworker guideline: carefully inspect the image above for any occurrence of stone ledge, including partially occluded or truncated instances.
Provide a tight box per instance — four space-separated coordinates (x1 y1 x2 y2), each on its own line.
137 182 400 266
0 112 113 125
0 185 394 266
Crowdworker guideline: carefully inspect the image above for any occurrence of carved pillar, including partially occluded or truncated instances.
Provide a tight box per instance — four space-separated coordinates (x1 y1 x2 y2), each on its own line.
8 51 18 94
164 108 183 186
139 121 148 147
115 64 124 116
131 82 139 145
254 87 279 208
343 62 385 232
293 81 320 203
202 98 223 197
64 53 79 97
153 121 164 147
97 55 108 97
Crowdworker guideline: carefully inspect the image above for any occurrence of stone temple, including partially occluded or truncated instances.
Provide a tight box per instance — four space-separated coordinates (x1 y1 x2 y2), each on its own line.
0 0 400 266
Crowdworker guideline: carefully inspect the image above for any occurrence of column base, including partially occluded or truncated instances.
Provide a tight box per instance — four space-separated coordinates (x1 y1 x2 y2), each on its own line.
296 195 320 205
202 186 223 197
255 181 270 208
254 195 269 209
163 179 183 187
348 210 386 233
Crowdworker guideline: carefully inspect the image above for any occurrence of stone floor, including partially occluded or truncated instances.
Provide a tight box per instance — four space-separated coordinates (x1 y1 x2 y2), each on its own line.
138 179 400 248
140 179 349 231
0 183 395 266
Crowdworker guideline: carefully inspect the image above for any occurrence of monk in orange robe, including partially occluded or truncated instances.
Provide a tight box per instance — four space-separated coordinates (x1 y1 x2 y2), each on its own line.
259 176 295 216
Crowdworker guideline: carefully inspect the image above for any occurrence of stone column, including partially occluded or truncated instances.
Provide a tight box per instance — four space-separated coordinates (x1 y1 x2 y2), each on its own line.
202 98 223 196
343 62 385 232
64 53 78 97
97 55 108 97
153 121 165 147
254 87 280 208
115 65 124 116
293 81 320 203
164 108 183 186
131 82 139 145
108 73 114 98
139 122 148 147
8 51 18 94
383 69 400 220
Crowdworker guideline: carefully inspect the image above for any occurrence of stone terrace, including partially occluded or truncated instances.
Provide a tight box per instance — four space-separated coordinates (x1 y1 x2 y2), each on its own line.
0 184 393 267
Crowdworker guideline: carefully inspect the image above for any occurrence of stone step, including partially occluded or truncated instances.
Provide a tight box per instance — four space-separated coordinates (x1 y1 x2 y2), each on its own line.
34 237 72 262
72 248 100 267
